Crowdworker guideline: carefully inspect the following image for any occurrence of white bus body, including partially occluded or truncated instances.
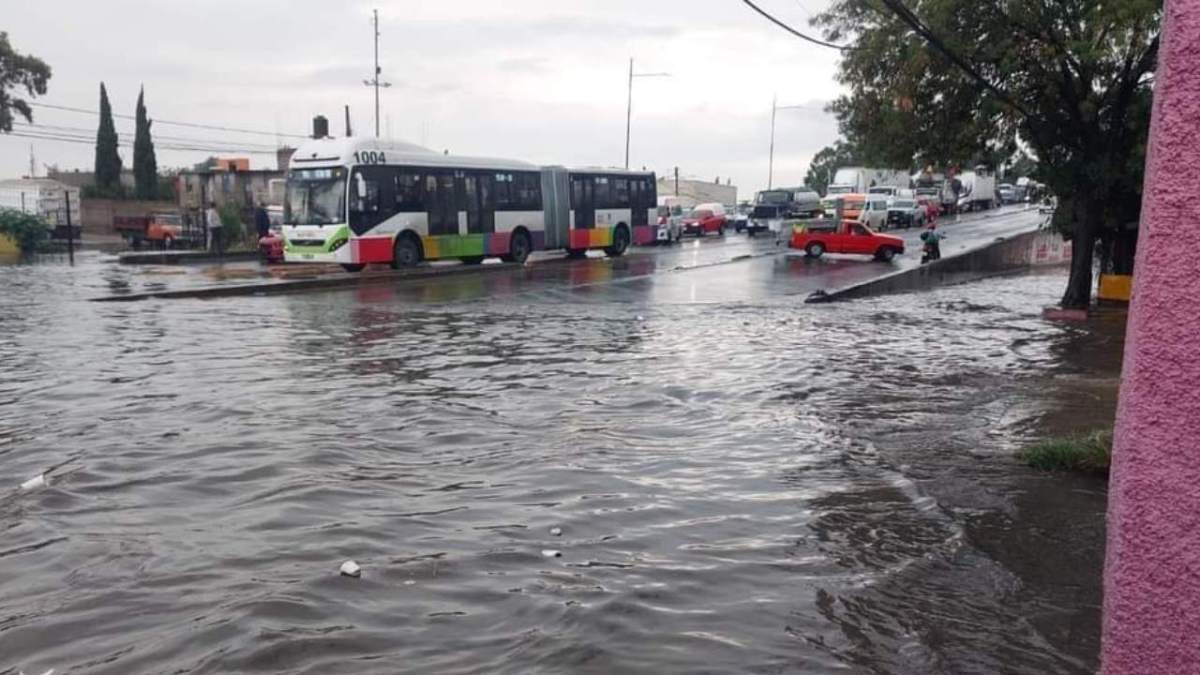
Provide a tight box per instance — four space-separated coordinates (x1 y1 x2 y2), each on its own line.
281 138 659 269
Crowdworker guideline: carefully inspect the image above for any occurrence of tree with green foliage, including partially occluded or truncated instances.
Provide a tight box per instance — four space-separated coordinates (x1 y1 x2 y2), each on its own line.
0 32 51 133
0 208 50 254
804 140 859 196
94 82 123 195
133 87 158 200
815 0 1160 308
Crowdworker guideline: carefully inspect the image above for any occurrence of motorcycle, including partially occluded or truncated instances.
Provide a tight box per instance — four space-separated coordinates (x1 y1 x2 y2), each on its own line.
920 234 944 264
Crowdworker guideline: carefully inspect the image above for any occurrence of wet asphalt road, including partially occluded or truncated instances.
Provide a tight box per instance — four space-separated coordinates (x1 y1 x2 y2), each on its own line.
1 203 1101 675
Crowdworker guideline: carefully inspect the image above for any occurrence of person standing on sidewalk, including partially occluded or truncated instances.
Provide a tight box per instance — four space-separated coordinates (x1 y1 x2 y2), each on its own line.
205 202 223 256
253 200 271 240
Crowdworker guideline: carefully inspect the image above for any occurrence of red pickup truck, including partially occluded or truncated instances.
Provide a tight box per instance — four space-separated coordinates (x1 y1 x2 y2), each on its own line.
790 219 905 262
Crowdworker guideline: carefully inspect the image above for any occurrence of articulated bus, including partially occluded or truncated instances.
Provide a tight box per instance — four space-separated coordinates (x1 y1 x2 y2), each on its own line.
282 139 659 271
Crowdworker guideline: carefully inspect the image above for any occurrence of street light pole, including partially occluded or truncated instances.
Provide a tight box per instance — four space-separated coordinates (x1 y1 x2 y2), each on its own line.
363 9 392 139
768 95 777 189
625 58 633 170
624 58 670 170
768 96 811 190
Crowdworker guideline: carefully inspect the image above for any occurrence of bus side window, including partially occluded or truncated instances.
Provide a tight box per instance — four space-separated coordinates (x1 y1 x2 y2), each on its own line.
516 172 542 211
395 171 423 212
614 178 630 208
493 173 513 210
593 177 611 209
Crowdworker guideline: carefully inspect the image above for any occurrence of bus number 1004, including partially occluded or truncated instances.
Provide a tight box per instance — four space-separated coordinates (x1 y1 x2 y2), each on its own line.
353 151 387 165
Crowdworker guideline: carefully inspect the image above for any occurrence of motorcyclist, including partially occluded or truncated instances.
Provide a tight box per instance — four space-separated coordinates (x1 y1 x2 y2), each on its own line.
920 223 945 263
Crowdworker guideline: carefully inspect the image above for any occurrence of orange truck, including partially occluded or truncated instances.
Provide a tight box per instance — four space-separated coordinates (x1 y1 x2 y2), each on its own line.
114 212 195 249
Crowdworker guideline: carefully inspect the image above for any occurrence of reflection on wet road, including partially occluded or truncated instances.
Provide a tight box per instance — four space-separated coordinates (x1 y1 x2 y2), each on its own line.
0 205 1107 674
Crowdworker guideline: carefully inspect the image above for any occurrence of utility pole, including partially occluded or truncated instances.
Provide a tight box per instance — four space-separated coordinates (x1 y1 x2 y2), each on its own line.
64 190 74 266
363 9 392 138
624 58 670 170
345 105 353 137
674 166 679 196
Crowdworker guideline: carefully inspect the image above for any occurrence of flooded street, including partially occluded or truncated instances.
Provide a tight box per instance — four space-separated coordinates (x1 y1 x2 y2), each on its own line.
1 250 1116 674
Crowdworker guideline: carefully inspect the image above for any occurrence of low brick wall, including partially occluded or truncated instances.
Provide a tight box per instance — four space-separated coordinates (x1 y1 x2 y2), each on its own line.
810 228 1071 303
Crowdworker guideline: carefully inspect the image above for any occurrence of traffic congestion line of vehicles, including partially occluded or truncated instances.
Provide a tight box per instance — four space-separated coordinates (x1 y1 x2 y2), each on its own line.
274 138 1033 270
279 137 768 271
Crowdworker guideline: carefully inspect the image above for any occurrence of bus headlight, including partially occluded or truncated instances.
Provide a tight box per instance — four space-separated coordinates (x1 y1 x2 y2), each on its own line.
329 238 347 252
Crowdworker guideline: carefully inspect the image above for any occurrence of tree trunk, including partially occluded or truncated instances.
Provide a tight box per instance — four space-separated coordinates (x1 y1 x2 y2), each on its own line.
1061 201 1098 308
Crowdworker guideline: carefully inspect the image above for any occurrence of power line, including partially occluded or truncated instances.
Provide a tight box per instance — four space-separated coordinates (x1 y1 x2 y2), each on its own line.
13 121 282 151
2 130 278 155
741 0 853 51
26 101 309 139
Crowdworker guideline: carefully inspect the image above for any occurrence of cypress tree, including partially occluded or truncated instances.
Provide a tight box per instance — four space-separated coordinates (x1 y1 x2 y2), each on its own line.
133 86 158 200
94 82 122 195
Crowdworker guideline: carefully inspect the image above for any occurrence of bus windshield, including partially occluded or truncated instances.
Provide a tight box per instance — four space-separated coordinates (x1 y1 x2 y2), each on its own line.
285 168 346 225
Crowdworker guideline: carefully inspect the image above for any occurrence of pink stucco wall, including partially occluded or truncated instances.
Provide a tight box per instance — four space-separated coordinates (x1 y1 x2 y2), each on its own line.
1103 1 1200 671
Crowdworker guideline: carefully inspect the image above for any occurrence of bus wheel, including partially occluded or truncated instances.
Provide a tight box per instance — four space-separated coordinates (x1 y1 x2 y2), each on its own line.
342 263 366 273
605 225 630 257
392 234 422 269
502 230 531 264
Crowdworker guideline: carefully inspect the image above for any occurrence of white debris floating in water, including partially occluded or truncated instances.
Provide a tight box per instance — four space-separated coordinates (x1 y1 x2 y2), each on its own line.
541 549 562 558
339 560 362 578
550 527 563 537
19 474 47 491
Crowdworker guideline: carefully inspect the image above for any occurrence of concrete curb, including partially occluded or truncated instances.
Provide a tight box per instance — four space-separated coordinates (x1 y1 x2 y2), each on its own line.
90 260 524 302
117 250 262 265
805 227 1061 303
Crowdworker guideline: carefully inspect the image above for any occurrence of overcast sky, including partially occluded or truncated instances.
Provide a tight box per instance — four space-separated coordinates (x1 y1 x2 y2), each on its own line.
2 0 841 197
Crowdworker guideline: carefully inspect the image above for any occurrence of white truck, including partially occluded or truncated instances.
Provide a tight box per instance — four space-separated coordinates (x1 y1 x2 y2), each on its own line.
824 167 910 197
954 166 998 212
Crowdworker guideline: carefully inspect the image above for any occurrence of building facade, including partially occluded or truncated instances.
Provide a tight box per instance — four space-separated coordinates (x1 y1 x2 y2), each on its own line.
655 177 737 208
0 178 82 226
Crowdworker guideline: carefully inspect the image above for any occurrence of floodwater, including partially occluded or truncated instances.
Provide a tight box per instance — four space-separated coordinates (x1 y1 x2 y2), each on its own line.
0 252 1117 674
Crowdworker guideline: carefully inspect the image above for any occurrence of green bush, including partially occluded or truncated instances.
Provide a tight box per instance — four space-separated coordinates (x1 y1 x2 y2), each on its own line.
218 203 252 250
1020 429 1113 474
0 208 52 254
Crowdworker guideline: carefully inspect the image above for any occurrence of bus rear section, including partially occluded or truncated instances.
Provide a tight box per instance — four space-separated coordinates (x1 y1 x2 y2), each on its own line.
540 168 657 256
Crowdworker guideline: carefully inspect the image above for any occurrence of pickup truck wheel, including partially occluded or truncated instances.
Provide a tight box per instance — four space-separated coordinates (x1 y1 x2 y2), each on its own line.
876 246 897 263
806 242 825 259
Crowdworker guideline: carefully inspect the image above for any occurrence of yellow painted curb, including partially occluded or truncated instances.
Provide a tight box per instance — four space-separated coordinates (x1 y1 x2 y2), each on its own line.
1099 274 1133 302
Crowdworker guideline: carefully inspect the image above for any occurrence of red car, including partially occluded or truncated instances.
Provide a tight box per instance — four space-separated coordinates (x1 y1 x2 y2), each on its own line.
790 219 906 262
682 203 729 237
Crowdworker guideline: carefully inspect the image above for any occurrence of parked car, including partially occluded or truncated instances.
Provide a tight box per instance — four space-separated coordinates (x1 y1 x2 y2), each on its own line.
790 219 906 262
886 198 927 229
859 195 891 230
998 183 1017 204
728 203 752 233
682 203 728 237
654 205 684 244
